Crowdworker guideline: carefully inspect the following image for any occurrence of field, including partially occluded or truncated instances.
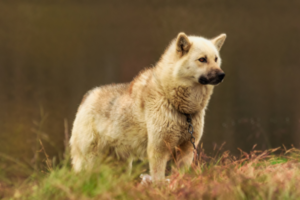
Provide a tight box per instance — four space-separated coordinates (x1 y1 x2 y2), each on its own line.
1 144 300 200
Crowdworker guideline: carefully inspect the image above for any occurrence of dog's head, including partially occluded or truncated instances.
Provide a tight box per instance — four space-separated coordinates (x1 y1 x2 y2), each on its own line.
172 32 226 86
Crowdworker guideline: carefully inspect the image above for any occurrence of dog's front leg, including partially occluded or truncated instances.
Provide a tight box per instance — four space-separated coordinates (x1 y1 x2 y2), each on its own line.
176 141 195 169
147 141 169 182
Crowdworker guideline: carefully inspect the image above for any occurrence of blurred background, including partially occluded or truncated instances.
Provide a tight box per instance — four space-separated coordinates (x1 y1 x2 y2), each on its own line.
0 0 300 164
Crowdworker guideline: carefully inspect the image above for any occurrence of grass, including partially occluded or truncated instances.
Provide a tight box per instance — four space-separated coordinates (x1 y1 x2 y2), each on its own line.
1 146 300 200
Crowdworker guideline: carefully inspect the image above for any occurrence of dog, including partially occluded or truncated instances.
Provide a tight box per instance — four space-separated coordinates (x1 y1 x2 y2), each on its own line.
70 32 227 182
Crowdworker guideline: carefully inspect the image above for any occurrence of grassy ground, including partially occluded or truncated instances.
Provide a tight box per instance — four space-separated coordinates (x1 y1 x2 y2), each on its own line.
1 146 300 200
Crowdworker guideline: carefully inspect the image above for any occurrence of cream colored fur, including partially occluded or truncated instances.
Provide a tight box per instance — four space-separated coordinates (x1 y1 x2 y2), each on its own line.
70 32 227 182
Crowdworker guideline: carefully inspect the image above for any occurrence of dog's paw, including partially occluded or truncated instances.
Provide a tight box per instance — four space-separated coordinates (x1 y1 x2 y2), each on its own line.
140 174 171 186
140 174 152 186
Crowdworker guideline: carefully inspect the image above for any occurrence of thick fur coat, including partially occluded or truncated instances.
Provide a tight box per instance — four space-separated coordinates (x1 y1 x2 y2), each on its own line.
70 32 227 182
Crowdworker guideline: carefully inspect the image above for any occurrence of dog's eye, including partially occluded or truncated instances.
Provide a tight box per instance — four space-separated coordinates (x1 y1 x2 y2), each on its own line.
198 57 207 63
215 57 218 62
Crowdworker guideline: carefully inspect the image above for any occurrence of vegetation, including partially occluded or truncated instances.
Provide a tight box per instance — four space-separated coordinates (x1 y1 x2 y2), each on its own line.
1 145 300 200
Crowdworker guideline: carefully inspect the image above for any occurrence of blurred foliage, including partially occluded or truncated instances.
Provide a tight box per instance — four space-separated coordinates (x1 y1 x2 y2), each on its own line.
1 146 300 199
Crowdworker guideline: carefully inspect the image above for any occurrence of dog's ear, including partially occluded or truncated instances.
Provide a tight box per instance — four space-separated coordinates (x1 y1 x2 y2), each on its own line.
211 34 226 51
176 32 191 56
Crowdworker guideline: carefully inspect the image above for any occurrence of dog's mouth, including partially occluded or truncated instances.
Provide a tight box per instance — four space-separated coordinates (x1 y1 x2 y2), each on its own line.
199 73 225 85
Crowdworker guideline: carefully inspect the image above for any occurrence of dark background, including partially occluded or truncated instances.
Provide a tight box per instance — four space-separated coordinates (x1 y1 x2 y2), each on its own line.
1 0 300 162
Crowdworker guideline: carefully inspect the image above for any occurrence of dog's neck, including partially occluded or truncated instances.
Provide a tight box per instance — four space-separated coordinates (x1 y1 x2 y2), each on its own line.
153 68 214 115
167 83 213 114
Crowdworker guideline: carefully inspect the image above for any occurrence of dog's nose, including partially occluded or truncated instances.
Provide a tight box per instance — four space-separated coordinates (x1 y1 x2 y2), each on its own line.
218 73 225 81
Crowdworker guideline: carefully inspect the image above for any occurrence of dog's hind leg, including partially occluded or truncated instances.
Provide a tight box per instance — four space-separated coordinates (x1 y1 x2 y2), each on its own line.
70 142 98 172
70 112 98 172
71 149 87 172
127 157 133 175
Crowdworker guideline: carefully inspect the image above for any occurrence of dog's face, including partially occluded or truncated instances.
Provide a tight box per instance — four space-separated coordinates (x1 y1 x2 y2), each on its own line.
173 33 226 86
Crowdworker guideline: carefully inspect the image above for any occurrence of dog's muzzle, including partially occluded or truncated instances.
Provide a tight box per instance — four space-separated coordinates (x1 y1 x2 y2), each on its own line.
199 72 225 85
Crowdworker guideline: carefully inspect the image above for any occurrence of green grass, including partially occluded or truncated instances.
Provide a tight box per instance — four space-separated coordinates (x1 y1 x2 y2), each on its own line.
1 148 300 200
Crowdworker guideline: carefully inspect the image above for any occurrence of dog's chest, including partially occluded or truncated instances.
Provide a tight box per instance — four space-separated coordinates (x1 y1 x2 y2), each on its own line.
176 123 193 145
169 86 209 114
163 116 199 146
